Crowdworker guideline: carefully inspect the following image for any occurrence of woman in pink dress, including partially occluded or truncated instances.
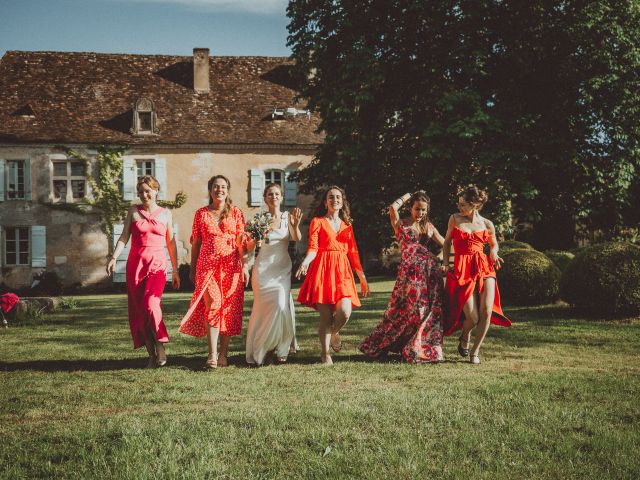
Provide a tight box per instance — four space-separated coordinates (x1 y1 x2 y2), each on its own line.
179 175 249 369
107 175 180 368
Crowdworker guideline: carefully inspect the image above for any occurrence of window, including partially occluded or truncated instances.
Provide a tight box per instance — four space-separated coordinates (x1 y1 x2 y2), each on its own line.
5 227 29 265
52 160 86 202
6 160 25 199
136 160 155 179
131 97 157 135
265 169 284 187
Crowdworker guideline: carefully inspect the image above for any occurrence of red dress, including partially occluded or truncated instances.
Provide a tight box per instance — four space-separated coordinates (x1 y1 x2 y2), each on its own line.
179 206 246 337
297 217 363 310
126 207 169 349
444 227 511 335
359 223 444 363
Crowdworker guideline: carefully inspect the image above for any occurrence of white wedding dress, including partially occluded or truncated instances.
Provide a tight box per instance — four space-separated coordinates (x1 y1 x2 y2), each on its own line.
246 211 298 365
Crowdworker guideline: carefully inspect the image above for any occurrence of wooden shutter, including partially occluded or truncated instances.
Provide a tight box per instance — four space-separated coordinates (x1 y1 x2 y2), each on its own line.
249 169 265 206
31 226 46 267
284 169 297 207
24 158 32 201
155 158 167 200
122 157 136 201
112 223 129 283
0 159 5 201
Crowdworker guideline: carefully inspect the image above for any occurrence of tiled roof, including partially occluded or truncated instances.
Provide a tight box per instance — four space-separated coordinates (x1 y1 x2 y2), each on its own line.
0 51 323 146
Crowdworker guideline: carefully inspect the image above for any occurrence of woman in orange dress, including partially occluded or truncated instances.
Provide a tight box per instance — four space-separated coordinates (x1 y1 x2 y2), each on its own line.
441 185 511 364
296 186 369 365
179 175 249 369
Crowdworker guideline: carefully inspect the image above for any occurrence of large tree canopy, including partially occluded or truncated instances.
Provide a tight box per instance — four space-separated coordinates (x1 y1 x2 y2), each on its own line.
287 0 640 254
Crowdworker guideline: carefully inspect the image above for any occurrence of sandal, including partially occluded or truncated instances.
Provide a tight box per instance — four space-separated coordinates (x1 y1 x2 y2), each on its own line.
145 355 157 369
320 354 333 365
205 356 217 369
458 335 470 357
330 333 342 353
156 347 167 367
217 354 229 368
469 354 481 365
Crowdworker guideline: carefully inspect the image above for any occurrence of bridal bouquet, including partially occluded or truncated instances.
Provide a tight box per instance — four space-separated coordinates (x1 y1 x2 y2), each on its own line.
246 211 273 244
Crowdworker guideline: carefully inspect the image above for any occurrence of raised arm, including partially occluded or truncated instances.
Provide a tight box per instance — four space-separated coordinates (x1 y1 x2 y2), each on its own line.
106 206 135 275
389 193 411 235
288 208 303 242
440 214 456 273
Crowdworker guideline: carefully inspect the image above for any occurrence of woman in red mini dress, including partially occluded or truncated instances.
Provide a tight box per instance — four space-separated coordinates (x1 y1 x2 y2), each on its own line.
296 186 369 365
179 175 249 369
441 185 511 364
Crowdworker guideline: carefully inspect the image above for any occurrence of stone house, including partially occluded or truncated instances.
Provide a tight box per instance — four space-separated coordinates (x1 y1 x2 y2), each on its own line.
0 48 322 290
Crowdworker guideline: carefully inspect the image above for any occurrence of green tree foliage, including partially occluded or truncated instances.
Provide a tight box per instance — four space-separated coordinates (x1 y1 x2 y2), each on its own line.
287 0 640 254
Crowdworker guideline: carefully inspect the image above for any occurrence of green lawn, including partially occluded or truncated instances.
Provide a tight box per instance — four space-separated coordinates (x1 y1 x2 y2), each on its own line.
1 277 639 479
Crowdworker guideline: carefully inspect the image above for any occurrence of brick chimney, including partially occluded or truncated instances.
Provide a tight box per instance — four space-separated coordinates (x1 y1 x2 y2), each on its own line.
193 48 210 93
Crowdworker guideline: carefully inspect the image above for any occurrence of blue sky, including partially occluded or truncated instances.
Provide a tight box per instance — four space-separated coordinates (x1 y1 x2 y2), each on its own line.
0 0 292 58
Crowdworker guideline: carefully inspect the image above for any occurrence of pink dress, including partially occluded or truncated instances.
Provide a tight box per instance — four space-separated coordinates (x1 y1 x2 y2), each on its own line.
126 207 169 349
179 206 246 337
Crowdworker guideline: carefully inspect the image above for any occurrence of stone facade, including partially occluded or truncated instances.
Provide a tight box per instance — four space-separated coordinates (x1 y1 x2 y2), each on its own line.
0 49 322 290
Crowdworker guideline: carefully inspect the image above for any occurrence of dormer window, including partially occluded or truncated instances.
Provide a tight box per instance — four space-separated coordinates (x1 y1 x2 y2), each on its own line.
131 97 158 135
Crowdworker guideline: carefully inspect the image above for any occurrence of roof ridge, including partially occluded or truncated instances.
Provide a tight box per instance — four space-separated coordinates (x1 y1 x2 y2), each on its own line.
3 50 291 61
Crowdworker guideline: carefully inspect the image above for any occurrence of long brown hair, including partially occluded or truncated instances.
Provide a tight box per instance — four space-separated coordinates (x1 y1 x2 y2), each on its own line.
207 174 233 220
313 185 353 225
408 190 431 236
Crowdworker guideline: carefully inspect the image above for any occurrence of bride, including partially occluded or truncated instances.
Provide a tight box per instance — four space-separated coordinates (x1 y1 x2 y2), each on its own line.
245 183 303 365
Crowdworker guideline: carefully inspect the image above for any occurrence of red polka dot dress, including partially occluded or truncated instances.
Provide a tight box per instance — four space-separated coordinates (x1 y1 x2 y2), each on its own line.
179 206 246 337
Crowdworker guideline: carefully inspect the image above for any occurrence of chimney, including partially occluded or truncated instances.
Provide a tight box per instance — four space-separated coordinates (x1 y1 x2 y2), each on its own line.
193 48 210 93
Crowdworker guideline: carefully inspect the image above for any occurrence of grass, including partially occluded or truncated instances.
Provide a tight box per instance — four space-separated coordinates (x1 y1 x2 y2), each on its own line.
1 277 639 479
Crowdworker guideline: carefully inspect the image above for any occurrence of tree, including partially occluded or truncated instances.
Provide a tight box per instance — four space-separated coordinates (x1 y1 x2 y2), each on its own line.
287 0 640 254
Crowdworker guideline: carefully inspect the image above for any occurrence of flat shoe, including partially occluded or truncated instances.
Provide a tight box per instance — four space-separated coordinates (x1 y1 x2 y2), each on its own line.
458 336 470 357
469 354 480 365
205 357 217 369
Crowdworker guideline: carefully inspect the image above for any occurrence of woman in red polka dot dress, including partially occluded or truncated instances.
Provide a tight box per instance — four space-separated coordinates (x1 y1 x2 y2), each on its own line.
179 175 249 368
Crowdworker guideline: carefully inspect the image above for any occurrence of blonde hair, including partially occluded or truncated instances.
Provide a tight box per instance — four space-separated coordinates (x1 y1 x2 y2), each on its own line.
137 175 160 192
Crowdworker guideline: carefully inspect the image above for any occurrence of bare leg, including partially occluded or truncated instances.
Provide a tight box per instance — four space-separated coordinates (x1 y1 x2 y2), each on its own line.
203 291 219 367
144 336 156 368
331 298 352 352
317 304 334 365
218 335 230 367
460 291 478 353
470 278 496 361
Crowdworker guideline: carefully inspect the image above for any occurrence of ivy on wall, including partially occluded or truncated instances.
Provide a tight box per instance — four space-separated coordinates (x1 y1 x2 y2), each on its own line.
48 146 187 253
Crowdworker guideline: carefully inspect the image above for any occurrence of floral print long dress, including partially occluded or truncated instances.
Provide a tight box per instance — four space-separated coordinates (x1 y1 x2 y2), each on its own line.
359 223 444 363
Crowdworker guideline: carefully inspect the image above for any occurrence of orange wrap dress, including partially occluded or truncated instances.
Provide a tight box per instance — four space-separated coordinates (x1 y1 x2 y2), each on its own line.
179 206 246 337
444 227 511 335
298 217 364 310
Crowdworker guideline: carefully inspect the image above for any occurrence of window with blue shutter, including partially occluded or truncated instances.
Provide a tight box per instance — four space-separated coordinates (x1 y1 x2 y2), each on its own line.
249 169 265 206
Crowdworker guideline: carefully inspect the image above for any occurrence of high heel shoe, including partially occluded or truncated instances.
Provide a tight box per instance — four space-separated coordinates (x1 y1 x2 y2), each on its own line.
469 354 481 365
458 335 470 357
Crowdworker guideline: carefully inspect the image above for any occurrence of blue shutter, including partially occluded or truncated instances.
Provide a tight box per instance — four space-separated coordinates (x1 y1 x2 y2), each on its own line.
0 159 5 201
122 157 136 201
249 169 265 207
31 226 46 267
284 169 297 207
112 223 129 283
155 158 167 200
24 159 32 201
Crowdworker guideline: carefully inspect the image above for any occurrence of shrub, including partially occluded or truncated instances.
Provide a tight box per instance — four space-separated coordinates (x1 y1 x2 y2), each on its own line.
544 250 575 272
560 242 640 317
497 249 561 305
58 297 78 310
500 240 533 251
16 302 47 324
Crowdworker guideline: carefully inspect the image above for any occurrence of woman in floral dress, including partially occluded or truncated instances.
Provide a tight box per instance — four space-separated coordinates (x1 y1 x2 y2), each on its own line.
179 175 249 369
360 191 445 363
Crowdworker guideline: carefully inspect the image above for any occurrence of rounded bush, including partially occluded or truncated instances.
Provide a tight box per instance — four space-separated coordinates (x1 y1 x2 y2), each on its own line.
500 240 533 251
560 242 640 317
544 250 575 272
497 249 561 305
